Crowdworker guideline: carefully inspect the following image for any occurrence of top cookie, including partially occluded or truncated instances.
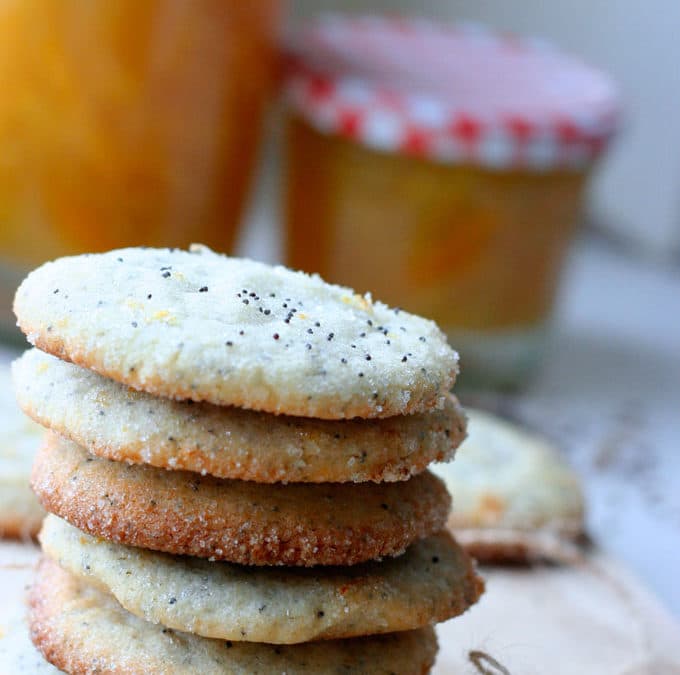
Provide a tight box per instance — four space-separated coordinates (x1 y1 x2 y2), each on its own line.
14 246 458 419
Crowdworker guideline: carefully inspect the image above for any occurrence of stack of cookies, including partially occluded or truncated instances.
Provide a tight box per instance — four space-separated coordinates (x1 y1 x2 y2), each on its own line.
13 245 483 674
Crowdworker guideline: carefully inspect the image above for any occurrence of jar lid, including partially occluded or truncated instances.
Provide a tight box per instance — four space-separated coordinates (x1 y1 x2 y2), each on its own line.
284 15 620 169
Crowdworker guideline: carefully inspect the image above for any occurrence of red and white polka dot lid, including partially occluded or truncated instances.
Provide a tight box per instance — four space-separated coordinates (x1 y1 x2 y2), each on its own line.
284 15 620 169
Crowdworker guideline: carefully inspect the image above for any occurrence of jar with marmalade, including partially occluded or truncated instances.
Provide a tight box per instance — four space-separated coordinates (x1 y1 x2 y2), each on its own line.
283 17 619 389
0 1 281 339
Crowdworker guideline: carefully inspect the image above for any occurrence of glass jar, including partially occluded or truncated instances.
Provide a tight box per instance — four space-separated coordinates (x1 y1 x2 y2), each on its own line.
0 0 282 339
283 17 618 389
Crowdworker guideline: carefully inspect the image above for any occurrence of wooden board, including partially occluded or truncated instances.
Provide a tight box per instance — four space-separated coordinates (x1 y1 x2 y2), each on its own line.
1 541 679 674
436 554 680 674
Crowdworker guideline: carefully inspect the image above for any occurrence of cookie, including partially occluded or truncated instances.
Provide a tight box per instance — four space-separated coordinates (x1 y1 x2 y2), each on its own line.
446 528 583 564
14 245 458 419
30 557 439 675
15 349 466 483
40 515 483 644
0 606 61 674
33 434 451 566
0 361 45 539
0 482 45 541
432 408 585 563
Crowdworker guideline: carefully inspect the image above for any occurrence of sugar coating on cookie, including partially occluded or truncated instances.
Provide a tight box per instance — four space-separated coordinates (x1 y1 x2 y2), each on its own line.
41 515 484 645
15 349 466 483
0 361 45 539
14 245 458 419
30 557 439 675
432 408 585 562
33 434 451 566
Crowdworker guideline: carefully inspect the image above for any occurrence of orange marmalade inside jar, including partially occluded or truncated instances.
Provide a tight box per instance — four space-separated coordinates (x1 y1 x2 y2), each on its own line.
283 16 618 388
0 0 281 266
